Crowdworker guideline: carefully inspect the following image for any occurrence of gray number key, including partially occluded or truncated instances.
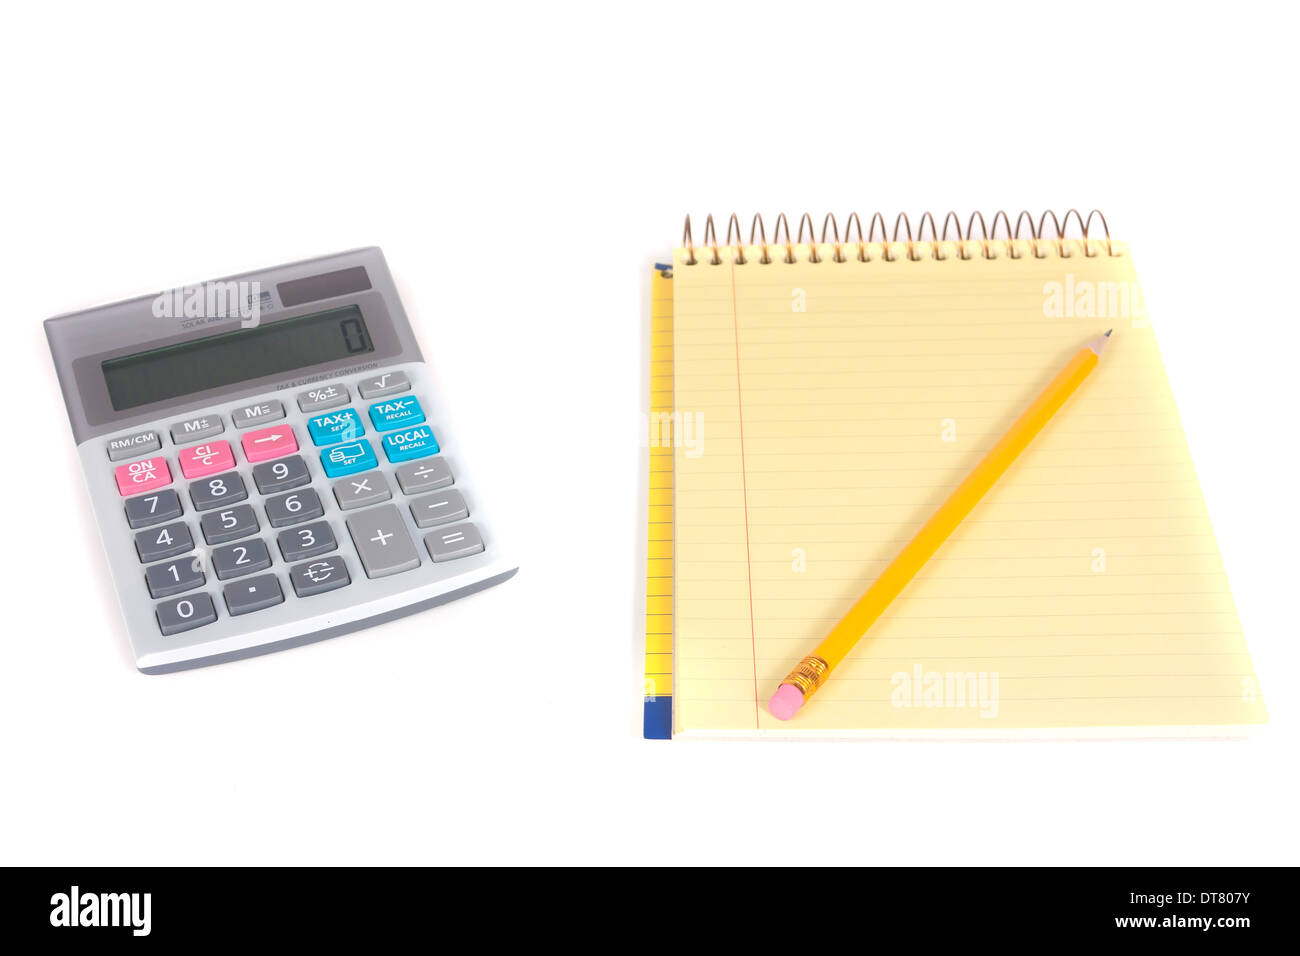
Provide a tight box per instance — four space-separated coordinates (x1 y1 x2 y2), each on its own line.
289 555 351 597
135 520 194 563
394 457 453 494
425 523 485 562
409 488 469 528
156 592 218 636
252 455 310 494
200 503 259 544
125 488 183 529
211 538 273 580
145 554 205 598
277 520 336 561
265 488 325 527
223 573 284 616
346 504 420 578
190 472 249 511
333 470 392 510
357 370 410 399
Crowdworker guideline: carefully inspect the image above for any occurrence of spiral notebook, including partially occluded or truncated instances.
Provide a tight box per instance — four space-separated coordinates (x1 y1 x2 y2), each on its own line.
659 211 1266 738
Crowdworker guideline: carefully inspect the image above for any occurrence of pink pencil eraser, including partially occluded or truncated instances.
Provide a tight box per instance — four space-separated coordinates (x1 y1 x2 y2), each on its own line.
768 684 805 721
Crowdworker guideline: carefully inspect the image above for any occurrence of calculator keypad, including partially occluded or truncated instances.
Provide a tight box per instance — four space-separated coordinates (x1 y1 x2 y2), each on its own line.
106 367 487 638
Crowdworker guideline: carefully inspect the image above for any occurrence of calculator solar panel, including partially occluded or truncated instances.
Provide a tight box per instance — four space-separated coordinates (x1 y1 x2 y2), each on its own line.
46 248 517 673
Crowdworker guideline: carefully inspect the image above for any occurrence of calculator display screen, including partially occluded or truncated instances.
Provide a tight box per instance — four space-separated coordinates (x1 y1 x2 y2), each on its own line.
102 306 375 411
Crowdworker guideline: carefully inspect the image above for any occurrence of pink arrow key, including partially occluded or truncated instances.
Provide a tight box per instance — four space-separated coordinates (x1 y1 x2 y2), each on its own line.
241 424 298 463
178 439 236 479
115 455 173 496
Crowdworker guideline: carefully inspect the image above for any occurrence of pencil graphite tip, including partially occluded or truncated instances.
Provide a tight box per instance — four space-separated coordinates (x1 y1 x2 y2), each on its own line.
1087 330 1112 357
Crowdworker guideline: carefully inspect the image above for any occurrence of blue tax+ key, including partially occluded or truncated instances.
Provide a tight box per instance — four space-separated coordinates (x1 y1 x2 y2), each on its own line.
382 425 440 463
307 408 365 446
368 396 425 431
320 439 379 478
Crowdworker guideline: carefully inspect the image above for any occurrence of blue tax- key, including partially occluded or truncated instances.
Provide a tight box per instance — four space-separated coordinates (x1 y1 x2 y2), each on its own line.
307 408 365 446
382 425 440 463
368 396 425 432
320 439 379 478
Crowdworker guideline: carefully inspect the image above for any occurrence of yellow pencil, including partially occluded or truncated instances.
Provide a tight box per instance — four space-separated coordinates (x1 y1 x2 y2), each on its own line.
769 330 1113 720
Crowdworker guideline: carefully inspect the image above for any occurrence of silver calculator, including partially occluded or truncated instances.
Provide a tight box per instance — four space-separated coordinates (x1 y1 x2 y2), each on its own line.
46 248 517 673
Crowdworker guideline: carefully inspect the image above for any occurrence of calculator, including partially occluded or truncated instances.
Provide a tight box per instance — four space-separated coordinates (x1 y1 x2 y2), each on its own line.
45 248 517 673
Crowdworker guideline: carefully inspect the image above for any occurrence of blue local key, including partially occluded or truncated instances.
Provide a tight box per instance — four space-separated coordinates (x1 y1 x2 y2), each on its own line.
368 396 425 432
307 408 365 446
320 439 379 478
382 425 440 463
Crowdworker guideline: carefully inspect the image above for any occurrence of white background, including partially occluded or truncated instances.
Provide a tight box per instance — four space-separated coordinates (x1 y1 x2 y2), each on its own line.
2 1 1296 865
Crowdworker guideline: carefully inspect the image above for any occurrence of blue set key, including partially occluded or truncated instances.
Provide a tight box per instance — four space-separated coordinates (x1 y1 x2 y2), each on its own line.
307 408 365 446
369 396 425 432
382 425 440 463
320 439 379 477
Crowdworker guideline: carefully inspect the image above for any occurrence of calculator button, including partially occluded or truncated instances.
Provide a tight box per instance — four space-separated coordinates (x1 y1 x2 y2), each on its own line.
333 470 392 510
223 573 284 616
200 504 259 544
319 439 378 478
410 489 469 529
124 488 183 528
357 370 411 399
241 423 298 463
189 472 249 511
169 414 224 444
115 455 172 497
145 555 205 599
425 523 485 562
178 440 236 480
382 425 439 463
394 458 453 494
232 399 285 429
297 383 350 413
307 409 365 446
346 504 420 578
252 455 310 494
156 592 217 636
276 520 337 561
106 429 161 461
211 538 273 580
368 396 425 432
264 488 325 527
135 520 194 563
289 556 351 597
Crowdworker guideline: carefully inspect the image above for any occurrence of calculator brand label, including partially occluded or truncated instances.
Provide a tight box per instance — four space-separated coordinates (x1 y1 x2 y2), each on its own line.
152 279 263 329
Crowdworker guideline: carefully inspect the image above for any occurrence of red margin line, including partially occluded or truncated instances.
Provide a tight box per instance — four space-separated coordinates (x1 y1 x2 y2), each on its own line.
729 261 761 729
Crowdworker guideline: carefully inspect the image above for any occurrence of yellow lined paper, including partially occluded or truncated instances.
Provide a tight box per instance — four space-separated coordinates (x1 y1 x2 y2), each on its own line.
671 240 1266 735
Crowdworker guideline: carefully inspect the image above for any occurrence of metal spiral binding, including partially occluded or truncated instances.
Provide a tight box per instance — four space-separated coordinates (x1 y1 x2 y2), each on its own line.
681 210 1114 265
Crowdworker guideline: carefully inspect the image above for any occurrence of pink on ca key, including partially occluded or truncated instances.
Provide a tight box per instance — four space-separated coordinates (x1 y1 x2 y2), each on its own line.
178 439 236 479
114 455 173 496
